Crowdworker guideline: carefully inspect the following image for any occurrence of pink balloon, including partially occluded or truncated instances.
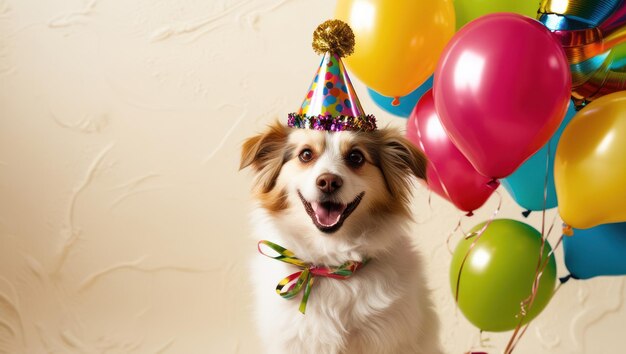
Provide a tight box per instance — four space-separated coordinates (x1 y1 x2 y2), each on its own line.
434 13 571 179
407 90 498 214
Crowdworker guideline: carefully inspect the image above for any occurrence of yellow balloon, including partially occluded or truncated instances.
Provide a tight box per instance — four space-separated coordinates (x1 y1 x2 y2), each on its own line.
555 91 626 229
335 0 455 98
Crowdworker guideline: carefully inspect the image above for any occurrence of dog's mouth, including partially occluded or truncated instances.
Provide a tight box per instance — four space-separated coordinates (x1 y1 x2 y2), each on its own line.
298 191 365 233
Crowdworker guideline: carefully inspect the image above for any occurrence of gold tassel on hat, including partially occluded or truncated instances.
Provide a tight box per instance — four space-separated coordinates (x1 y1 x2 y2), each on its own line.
312 19 355 58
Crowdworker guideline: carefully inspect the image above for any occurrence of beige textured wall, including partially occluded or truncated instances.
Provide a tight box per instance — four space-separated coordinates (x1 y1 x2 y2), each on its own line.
1 0 624 353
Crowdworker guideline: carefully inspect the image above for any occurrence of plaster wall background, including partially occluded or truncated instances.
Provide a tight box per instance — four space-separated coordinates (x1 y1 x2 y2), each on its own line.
0 1 624 353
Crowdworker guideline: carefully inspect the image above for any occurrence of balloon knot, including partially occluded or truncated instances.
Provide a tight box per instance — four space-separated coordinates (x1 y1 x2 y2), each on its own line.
391 96 400 106
559 274 574 284
563 224 574 236
486 179 499 189
521 210 531 218
465 211 474 217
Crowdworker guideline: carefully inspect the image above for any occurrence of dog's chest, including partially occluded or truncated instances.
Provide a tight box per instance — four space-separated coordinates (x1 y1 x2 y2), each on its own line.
253 254 400 347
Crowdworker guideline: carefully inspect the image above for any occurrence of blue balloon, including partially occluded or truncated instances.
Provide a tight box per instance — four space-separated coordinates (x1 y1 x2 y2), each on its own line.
564 223 626 279
501 101 577 211
368 76 433 118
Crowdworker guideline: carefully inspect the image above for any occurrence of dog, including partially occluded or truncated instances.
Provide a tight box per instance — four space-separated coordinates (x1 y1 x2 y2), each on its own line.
240 121 442 354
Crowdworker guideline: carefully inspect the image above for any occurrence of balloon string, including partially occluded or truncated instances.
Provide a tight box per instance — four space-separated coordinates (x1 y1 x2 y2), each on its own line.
504 142 551 353
504 142 560 354
446 217 463 256
454 190 502 304
504 226 562 354
466 329 492 354
479 330 490 349
507 269 566 353
505 249 565 354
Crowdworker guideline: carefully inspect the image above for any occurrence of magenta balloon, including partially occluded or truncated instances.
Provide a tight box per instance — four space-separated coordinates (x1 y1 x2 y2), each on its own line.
434 13 571 179
406 90 498 214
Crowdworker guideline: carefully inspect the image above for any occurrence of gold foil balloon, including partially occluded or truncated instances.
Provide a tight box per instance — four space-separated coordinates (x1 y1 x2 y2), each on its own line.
539 0 626 107
555 91 626 229
335 0 455 99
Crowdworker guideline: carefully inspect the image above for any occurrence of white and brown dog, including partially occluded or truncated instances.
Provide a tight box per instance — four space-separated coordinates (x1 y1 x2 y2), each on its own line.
240 122 442 354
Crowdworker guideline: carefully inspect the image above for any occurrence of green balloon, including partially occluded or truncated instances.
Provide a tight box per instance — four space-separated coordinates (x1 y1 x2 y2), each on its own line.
455 0 540 30
450 219 556 332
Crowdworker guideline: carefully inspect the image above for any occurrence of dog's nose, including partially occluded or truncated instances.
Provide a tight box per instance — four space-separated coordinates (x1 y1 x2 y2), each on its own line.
316 173 343 193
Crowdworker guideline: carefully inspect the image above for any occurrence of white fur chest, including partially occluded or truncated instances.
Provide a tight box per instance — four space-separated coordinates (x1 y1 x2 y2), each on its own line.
250 234 441 354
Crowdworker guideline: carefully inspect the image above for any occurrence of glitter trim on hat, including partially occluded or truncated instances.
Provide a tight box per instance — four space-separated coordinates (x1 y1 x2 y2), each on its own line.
287 113 377 132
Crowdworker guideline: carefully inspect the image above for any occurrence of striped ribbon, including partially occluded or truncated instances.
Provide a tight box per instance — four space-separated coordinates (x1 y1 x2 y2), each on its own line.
257 240 367 314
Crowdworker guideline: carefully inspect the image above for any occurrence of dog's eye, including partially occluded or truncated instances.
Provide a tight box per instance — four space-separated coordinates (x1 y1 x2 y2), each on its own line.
347 150 365 167
299 149 314 163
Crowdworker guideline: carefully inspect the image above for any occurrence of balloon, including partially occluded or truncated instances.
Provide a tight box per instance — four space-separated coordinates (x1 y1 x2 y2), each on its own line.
564 222 626 279
368 76 433 118
555 91 626 229
538 0 626 64
335 0 455 98
450 219 557 332
570 43 626 108
407 90 498 214
455 0 539 30
501 101 576 211
539 0 626 107
434 13 571 179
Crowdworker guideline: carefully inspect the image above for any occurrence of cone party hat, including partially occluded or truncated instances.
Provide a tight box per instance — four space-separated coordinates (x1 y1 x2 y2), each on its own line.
288 20 377 132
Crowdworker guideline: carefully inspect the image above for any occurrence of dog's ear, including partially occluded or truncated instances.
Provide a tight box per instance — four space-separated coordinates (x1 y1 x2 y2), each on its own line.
375 128 428 203
240 121 290 193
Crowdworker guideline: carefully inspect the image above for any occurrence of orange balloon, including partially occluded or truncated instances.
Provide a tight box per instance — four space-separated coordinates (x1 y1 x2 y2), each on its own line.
335 0 455 98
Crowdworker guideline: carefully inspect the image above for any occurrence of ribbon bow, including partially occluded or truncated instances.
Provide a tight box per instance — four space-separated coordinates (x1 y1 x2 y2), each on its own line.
258 240 367 314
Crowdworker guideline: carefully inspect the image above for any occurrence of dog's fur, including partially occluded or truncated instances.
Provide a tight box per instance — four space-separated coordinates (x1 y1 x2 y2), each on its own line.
241 121 441 354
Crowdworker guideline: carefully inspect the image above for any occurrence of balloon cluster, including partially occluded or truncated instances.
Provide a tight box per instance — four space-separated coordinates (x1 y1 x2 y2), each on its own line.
431 13 568 335
334 0 626 342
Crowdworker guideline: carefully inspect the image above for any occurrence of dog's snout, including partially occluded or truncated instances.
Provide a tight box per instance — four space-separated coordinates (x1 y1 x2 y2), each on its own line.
316 173 343 193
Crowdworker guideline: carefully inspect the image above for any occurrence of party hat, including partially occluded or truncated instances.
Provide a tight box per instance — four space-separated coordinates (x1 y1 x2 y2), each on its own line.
288 20 377 132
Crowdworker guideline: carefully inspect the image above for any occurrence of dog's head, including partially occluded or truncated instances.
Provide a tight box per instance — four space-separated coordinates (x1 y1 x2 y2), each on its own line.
241 121 427 256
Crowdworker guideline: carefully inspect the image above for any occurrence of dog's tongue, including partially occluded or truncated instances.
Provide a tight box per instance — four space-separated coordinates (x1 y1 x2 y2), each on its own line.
312 202 346 227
